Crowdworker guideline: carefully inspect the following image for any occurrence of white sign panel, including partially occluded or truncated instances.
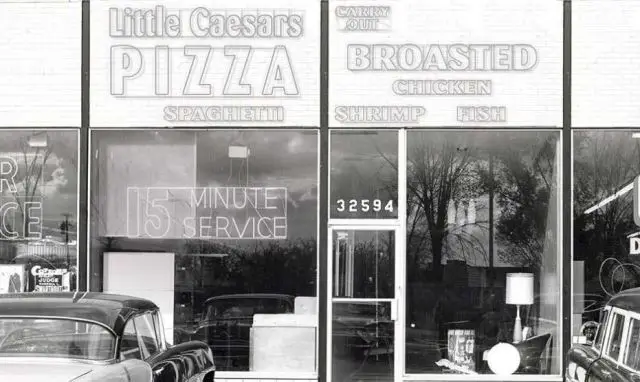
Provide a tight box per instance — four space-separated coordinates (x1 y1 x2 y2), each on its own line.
0 1 81 127
573 0 640 127
91 0 320 127
329 0 563 127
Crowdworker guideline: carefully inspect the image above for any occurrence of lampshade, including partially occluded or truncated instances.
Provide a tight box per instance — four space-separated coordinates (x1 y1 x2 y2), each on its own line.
505 273 534 305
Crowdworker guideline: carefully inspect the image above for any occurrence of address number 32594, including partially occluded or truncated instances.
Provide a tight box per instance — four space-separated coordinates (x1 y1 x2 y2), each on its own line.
336 199 394 213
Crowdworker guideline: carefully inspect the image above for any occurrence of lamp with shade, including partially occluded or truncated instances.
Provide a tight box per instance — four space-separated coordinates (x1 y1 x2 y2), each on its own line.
506 273 534 343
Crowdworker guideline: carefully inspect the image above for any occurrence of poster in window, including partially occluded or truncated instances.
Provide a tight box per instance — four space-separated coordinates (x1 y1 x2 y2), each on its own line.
28 266 71 293
447 329 476 372
0 265 26 294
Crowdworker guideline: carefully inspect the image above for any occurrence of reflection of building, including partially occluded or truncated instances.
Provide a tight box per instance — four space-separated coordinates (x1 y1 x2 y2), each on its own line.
12 238 77 266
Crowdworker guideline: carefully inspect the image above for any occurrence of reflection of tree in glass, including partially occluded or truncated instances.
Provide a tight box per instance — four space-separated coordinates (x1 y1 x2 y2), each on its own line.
331 132 398 218
183 239 317 297
405 138 483 282
351 236 394 298
574 132 640 302
481 134 557 268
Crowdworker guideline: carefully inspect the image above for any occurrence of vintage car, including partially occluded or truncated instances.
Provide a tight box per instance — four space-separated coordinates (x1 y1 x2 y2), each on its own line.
0 292 215 382
184 293 294 371
566 287 640 382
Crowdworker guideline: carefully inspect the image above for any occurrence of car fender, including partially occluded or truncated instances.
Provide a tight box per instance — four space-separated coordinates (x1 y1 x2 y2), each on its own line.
122 359 154 381
148 340 215 381
73 360 152 382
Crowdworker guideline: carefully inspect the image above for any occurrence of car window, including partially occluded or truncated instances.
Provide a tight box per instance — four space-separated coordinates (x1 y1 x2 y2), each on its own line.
134 313 160 359
152 312 164 348
120 319 141 360
0 318 115 361
605 312 625 361
624 318 640 370
594 309 610 351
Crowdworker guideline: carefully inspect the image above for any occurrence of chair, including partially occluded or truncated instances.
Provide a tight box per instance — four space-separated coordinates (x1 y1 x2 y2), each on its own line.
513 333 552 374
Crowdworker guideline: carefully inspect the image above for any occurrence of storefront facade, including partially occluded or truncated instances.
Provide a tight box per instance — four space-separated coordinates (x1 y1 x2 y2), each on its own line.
2 0 640 381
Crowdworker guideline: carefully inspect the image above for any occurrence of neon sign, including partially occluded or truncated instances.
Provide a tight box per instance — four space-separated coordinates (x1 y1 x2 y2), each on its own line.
126 186 287 240
0 156 43 240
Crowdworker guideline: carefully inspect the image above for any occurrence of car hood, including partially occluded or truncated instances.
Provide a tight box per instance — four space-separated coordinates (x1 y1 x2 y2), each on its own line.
0 359 95 381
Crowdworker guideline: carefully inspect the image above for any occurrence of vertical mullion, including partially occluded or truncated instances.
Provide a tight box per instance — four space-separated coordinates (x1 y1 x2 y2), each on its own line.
562 0 573 373
319 0 329 381
396 129 407 379
79 0 90 292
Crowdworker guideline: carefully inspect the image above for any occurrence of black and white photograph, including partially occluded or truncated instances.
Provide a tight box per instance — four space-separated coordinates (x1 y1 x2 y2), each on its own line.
0 0 636 381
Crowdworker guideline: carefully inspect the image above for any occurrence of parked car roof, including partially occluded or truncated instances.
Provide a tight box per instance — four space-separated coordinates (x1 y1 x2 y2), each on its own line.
608 287 640 311
204 293 294 304
0 292 158 335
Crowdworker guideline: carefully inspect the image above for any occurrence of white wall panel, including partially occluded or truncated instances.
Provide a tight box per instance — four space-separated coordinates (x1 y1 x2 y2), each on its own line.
103 252 175 343
329 0 563 127
90 0 320 127
573 0 640 127
0 1 81 127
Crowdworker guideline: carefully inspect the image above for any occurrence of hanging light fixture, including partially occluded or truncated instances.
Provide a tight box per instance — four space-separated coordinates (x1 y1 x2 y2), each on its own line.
27 133 48 148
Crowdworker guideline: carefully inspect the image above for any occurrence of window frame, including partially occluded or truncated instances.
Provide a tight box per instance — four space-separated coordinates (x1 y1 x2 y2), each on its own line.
602 307 631 365
151 311 167 352
132 311 162 359
612 308 640 374
593 306 611 353
119 316 141 361
118 310 163 361
621 316 640 371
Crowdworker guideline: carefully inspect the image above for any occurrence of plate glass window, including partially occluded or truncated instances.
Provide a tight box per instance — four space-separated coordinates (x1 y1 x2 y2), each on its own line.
90 130 319 373
572 131 640 340
405 130 561 375
0 130 78 293
330 131 398 219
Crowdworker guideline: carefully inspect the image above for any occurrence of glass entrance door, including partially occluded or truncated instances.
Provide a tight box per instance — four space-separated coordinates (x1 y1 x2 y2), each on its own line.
328 226 401 382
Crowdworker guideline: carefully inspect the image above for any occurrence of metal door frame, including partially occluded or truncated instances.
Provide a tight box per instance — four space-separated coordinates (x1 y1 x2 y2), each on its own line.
326 223 405 382
326 129 407 382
